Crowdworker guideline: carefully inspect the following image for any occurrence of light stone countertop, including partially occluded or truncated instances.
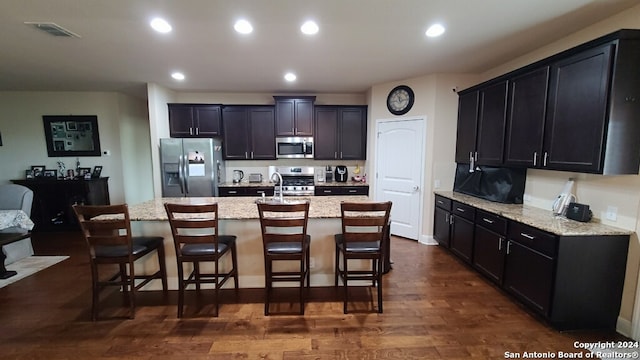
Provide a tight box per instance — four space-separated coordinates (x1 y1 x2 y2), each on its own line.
435 191 631 237
127 195 370 221
219 181 368 187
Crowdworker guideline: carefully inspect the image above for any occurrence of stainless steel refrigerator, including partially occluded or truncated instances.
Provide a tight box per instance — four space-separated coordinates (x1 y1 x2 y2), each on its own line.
160 138 225 197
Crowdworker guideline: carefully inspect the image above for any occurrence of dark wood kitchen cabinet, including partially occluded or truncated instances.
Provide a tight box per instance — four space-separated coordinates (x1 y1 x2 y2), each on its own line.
274 96 315 136
12 178 110 231
222 105 276 160
542 43 613 173
314 185 369 196
472 210 507 285
314 105 367 160
454 91 479 164
449 201 475 263
503 66 550 167
219 186 274 197
168 104 222 137
433 195 452 248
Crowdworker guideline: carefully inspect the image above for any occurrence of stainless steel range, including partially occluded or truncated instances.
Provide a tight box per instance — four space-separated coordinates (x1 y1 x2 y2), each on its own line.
274 166 315 196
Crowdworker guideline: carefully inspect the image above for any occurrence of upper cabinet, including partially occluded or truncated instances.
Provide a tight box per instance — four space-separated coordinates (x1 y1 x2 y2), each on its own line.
222 105 276 160
314 106 367 160
457 29 640 175
168 104 222 138
274 96 315 136
455 81 508 166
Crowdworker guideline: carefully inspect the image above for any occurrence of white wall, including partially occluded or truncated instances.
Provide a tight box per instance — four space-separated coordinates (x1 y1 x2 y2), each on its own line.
0 91 150 205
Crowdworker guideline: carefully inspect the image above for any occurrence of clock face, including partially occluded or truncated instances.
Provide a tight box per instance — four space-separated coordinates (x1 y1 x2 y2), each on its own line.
387 85 414 115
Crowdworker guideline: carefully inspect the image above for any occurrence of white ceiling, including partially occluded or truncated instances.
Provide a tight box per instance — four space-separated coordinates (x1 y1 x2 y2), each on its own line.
0 0 637 97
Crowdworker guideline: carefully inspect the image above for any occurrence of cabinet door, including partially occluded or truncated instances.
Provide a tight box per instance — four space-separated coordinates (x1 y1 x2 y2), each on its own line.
193 105 221 136
503 240 555 316
295 99 314 136
455 91 479 163
543 44 613 173
339 107 367 160
504 67 549 167
314 107 339 160
450 215 474 263
168 105 195 137
433 207 451 248
475 81 508 166
248 107 276 160
222 107 250 159
473 225 505 284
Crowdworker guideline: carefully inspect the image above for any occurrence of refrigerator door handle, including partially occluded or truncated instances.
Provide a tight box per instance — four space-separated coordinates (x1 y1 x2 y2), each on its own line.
178 155 185 195
182 155 190 195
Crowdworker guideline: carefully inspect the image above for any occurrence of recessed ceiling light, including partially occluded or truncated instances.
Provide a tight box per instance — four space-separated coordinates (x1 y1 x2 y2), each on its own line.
284 72 297 82
150 18 172 33
234 19 253 34
300 20 319 35
171 72 185 81
426 23 445 37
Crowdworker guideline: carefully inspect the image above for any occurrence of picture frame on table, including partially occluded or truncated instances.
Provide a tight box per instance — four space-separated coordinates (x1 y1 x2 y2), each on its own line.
25 170 34 179
77 167 91 178
42 169 57 178
30 165 45 177
91 165 103 178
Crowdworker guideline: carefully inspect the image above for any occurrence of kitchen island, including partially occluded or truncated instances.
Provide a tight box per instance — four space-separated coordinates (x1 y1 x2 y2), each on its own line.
128 195 370 290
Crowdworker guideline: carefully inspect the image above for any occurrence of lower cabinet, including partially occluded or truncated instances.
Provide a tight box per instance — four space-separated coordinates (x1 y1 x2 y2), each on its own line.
472 210 507 285
314 185 369 196
219 186 274 197
449 202 475 263
433 194 630 330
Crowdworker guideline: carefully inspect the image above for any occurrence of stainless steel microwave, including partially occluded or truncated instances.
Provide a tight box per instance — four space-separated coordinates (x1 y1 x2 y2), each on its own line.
276 137 313 159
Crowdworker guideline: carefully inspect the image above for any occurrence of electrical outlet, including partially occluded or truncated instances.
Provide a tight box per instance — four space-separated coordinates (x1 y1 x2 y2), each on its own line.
606 206 618 221
309 257 316 269
434 179 441 188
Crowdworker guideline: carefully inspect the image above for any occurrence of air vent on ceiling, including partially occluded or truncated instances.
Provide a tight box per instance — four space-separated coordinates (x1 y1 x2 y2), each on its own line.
24 22 81 38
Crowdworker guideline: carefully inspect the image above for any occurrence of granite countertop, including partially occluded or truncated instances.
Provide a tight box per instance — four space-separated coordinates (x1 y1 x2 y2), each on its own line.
219 181 368 187
434 191 631 236
127 195 370 221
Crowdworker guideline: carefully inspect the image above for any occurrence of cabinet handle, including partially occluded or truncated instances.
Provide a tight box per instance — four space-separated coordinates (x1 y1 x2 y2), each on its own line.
245 152 248 159
445 213 449 223
190 127 193 136
195 127 199 135
498 237 504 251
474 152 478 161
228 190 237 194
449 215 454 225
251 151 254 159
335 152 338 159
456 207 465 212
482 218 494 224
323 190 332 193
520 232 535 240
533 152 537 166
348 189 357 193
543 152 548 167
437 200 444 205
506 240 511 255
340 151 343 159
257 190 265 194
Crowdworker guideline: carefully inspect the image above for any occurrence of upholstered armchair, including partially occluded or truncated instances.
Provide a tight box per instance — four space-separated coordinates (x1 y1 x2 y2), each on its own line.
0 184 35 265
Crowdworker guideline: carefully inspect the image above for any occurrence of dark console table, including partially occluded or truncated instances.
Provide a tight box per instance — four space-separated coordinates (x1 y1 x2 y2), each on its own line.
12 178 110 231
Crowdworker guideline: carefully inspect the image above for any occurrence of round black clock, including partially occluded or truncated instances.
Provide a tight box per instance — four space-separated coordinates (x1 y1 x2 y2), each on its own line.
386 85 415 115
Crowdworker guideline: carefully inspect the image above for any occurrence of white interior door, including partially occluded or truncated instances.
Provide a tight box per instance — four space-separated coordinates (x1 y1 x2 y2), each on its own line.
375 118 425 240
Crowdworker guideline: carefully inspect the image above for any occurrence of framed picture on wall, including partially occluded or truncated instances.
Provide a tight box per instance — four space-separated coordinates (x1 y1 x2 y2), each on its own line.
43 115 102 157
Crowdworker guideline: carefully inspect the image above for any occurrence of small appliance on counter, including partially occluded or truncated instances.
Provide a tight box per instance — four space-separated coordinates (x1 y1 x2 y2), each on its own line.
335 165 348 182
325 165 333 182
232 170 244 183
552 178 576 216
565 202 592 222
248 173 263 183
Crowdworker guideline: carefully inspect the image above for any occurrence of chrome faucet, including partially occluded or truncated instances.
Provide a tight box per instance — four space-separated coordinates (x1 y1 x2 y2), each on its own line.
271 172 283 203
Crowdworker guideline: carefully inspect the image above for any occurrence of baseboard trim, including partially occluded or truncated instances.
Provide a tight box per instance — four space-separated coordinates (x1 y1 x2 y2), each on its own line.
617 316 633 338
420 235 438 246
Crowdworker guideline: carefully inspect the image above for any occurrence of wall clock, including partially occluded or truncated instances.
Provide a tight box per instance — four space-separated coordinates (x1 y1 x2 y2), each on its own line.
386 85 415 115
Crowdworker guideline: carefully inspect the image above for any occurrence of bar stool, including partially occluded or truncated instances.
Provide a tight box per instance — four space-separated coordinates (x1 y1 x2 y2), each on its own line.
73 204 168 321
164 203 238 318
257 200 310 315
334 201 392 313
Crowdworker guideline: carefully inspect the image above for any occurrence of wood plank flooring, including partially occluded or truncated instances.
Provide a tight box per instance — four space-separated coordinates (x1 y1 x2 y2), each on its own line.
0 231 627 359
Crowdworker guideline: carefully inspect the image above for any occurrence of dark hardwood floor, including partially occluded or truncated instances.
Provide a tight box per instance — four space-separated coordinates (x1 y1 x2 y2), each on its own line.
0 231 626 359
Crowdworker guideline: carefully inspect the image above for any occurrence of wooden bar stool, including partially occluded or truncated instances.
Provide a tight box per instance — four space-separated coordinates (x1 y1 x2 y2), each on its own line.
257 200 310 315
164 203 238 318
73 204 168 321
334 201 392 313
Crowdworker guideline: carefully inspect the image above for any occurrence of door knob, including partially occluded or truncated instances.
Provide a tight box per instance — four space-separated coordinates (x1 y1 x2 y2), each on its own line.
412 185 419 192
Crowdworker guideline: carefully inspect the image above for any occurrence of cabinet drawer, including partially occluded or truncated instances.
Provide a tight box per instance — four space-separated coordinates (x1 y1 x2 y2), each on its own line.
342 186 368 195
435 195 452 211
245 187 274 196
315 187 338 196
452 201 475 221
476 210 507 235
508 222 557 257
219 187 243 197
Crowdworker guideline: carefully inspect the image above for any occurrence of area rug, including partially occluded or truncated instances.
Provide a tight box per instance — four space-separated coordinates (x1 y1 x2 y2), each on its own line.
0 256 69 289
